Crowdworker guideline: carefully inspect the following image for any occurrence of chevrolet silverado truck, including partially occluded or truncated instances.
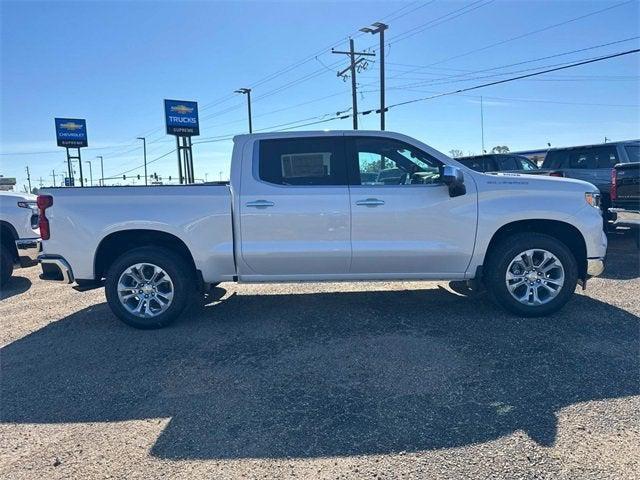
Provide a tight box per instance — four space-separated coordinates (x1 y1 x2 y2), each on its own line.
0 191 40 286
37 131 607 329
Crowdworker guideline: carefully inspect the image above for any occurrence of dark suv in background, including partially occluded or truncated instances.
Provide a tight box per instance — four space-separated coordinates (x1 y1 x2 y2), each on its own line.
457 154 539 173
541 140 639 224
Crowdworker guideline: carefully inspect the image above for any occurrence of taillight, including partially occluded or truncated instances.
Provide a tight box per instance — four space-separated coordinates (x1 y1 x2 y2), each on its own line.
37 195 53 240
610 168 617 201
549 170 564 177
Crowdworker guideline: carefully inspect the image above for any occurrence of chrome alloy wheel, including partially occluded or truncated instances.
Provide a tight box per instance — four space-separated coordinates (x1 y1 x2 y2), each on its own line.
505 249 565 306
117 263 174 318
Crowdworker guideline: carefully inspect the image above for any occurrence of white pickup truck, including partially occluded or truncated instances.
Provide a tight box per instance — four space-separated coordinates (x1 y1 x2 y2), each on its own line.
0 191 40 285
38 131 607 328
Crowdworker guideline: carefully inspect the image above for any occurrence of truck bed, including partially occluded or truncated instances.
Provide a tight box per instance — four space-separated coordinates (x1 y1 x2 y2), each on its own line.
39 184 236 282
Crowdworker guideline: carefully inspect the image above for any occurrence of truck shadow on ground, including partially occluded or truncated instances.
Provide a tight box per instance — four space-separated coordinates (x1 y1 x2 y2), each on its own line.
2 281 638 460
600 230 639 280
0 276 32 301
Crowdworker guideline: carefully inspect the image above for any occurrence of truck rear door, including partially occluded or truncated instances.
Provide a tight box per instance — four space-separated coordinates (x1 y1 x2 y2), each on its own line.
238 135 351 276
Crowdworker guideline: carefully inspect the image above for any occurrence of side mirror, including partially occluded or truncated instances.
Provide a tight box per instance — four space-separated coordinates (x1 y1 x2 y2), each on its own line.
442 165 466 197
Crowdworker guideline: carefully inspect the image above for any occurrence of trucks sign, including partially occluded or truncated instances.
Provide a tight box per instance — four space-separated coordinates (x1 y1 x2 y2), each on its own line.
55 118 88 148
164 99 199 136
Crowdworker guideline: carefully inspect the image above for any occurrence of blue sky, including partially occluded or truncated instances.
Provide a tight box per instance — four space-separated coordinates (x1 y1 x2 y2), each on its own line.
1 0 638 189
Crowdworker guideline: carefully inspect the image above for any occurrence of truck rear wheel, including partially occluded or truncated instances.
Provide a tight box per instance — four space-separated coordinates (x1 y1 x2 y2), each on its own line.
0 243 15 287
104 247 195 329
484 233 578 317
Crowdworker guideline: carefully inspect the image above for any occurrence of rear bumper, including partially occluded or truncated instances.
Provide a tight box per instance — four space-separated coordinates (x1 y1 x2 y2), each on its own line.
38 255 74 284
15 238 41 268
609 208 640 227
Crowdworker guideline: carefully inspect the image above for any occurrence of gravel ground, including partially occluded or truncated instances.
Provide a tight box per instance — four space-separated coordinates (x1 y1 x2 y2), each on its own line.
1 231 638 479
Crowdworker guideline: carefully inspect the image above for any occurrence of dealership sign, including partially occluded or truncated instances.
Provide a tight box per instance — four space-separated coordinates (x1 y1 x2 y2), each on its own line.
55 118 88 147
164 99 199 136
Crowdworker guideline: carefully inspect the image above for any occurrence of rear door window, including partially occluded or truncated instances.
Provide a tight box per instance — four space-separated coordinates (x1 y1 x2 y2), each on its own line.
495 156 518 171
569 150 597 169
484 157 498 172
542 150 569 169
458 157 483 172
259 137 347 186
566 146 619 169
593 146 619 168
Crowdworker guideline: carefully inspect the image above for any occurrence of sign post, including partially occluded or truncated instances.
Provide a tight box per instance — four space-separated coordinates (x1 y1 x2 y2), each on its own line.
164 100 199 184
55 118 88 187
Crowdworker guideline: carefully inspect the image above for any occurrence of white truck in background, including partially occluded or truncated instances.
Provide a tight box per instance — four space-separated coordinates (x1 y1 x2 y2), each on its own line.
0 191 40 285
37 131 607 328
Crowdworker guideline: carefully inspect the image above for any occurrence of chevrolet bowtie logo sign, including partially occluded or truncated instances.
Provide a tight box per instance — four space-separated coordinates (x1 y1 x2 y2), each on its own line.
164 99 200 137
170 105 194 115
59 122 84 131
55 118 88 148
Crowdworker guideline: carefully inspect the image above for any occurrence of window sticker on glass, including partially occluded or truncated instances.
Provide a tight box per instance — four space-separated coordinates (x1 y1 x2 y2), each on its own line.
281 152 331 178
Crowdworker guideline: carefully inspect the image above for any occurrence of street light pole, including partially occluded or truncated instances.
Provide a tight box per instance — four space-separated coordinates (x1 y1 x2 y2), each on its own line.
137 137 148 185
96 156 104 186
85 160 93 186
235 88 253 133
360 22 388 130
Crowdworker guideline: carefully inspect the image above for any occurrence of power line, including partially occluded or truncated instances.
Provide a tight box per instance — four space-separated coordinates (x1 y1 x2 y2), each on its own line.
390 0 635 80
374 48 640 112
383 0 495 46
383 35 639 81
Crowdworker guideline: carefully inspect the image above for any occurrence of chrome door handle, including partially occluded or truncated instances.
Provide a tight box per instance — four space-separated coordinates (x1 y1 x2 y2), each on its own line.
356 198 385 207
246 200 275 208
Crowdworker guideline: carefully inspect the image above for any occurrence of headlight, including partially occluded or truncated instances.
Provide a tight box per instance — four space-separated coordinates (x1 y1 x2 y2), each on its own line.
585 192 601 209
17 201 37 209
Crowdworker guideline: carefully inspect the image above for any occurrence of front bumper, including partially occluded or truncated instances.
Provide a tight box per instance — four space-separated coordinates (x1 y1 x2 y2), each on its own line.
609 208 640 228
587 258 605 277
38 255 74 284
15 238 41 268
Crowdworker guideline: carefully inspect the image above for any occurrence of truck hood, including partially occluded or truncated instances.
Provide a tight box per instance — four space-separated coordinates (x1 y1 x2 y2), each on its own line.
483 172 599 193
0 191 37 202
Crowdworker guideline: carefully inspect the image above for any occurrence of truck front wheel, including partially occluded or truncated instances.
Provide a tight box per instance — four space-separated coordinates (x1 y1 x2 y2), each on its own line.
484 233 578 317
0 243 15 287
104 247 195 329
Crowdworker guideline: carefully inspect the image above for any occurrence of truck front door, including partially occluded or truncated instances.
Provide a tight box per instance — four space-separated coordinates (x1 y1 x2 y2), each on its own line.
238 135 351 277
346 136 477 276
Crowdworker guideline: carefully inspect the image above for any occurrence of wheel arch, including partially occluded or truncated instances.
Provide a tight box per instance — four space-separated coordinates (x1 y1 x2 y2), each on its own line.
94 229 198 281
485 219 588 279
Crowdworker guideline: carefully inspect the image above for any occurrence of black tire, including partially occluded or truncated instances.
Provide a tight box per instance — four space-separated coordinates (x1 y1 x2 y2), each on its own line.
0 243 15 287
484 233 578 317
104 246 195 329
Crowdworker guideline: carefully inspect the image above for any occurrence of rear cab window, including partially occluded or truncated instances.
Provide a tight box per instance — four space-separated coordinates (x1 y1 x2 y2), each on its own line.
258 137 347 186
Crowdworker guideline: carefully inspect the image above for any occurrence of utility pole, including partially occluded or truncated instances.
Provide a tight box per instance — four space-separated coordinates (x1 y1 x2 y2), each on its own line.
480 96 486 153
51 169 56 187
235 88 253 133
360 22 388 130
137 137 148 185
85 161 93 186
96 156 104 186
25 166 32 192
37 177 44 188
332 39 375 130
